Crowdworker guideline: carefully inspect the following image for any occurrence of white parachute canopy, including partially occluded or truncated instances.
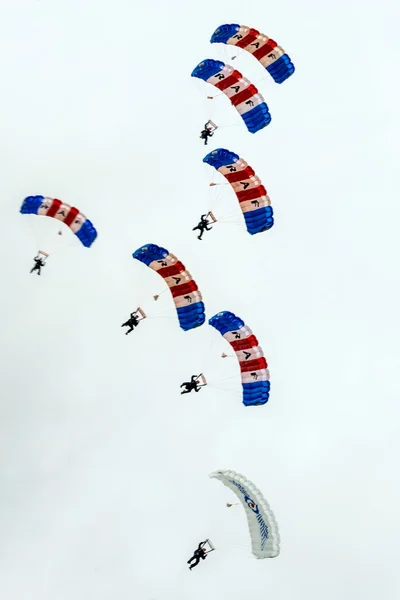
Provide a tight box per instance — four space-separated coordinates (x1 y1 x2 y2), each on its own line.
209 469 280 559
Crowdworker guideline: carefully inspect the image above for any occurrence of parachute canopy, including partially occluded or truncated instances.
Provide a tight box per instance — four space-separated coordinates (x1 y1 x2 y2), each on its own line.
20 195 97 247
210 469 280 559
132 243 205 331
208 311 270 406
191 59 271 133
211 24 295 84
203 148 273 234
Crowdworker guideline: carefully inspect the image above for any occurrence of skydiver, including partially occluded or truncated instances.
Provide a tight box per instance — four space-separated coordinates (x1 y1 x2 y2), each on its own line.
192 214 212 240
30 255 45 275
187 541 209 570
121 311 142 335
180 375 203 394
200 123 214 145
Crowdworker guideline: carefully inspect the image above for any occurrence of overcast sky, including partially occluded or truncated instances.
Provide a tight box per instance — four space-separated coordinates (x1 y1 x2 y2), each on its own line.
1 0 400 598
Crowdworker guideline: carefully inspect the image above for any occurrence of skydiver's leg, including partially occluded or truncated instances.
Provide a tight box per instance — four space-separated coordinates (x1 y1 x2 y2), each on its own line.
188 556 200 569
121 321 129 328
125 326 134 335
198 227 204 240
181 388 190 394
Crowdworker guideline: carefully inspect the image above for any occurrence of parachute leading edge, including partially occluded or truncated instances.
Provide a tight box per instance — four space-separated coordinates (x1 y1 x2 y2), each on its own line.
210 469 280 559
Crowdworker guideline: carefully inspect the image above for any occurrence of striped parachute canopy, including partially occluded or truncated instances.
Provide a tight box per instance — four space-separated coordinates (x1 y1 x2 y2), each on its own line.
191 59 271 133
203 148 273 234
210 469 280 559
132 243 205 331
20 195 97 247
208 311 270 406
211 24 295 84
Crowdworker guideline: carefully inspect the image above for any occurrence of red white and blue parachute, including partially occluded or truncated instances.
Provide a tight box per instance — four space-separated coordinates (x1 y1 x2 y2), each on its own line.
211 24 294 84
203 148 273 234
132 244 205 331
208 311 270 406
20 195 97 247
210 469 280 558
191 59 271 133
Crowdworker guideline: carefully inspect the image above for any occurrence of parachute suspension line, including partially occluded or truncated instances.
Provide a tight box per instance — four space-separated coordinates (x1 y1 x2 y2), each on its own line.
140 304 181 321
216 220 244 231
146 314 177 321
215 216 243 225
206 173 230 215
209 374 237 383
210 185 226 213
205 374 238 387
199 337 216 376
207 383 243 398
215 123 243 129
148 303 181 319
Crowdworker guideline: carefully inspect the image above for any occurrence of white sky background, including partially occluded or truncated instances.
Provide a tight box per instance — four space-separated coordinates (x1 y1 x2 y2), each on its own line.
0 0 399 598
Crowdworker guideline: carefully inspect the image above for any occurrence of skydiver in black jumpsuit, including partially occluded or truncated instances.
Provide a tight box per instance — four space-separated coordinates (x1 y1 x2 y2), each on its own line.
180 375 203 394
193 214 212 240
187 541 208 570
121 311 141 335
30 256 45 275
200 123 214 145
